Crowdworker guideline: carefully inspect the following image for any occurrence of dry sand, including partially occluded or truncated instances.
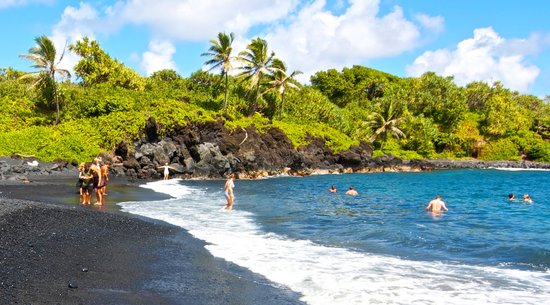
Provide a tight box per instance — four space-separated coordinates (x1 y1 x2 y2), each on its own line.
0 176 304 305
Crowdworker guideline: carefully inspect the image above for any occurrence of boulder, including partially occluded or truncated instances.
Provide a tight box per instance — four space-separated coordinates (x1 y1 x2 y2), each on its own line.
123 159 141 171
115 141 129 160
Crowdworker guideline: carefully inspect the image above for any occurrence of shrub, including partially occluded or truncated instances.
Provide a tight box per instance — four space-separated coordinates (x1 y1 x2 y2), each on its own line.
274 121 358 153
479 138 520 161
526 142 550 162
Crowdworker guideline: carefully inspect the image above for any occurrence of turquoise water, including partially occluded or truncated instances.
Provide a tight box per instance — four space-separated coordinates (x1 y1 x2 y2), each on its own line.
235 169 550 271
120 169 550 304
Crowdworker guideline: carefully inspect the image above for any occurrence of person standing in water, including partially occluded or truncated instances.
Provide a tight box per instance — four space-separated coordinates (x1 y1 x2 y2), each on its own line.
100 161 111 200
158 163 174 180
224 174 236 210
80 163 94 205
91 157 103 205
425 195 448 215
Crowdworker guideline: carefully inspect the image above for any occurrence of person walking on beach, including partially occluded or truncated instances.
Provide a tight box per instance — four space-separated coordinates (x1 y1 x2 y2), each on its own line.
425 195 448 215
224 174 236 210
159 163 174 180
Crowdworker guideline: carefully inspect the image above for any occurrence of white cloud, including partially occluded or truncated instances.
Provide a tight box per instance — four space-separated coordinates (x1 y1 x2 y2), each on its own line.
112 0 299 41
48 0 440 80
265 0 435 83
141 40 177 75
406 27 541 93
50 3 101 78
414 13 444 34
0 0 52 9
50 0 300 75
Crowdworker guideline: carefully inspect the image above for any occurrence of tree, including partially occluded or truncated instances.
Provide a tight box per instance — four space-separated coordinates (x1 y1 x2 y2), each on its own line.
202 32 235 111
69 37 144 90
264 58 302 119
311 65 399 107
465 81 491 111
19 35 71 124
0 68 26 81
149 69 182 82
481 82 530 136
404 72 467 131
367 99 406 150
237 37 279 116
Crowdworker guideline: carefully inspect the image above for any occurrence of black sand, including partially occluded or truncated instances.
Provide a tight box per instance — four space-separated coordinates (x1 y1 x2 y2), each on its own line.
0 176 305 305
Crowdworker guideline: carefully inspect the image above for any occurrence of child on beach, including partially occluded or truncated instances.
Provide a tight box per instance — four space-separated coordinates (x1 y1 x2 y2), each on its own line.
77 163 85 203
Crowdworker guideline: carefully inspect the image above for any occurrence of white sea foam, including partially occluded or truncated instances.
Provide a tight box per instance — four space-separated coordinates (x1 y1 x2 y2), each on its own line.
489 167 550 172
119 180 550 305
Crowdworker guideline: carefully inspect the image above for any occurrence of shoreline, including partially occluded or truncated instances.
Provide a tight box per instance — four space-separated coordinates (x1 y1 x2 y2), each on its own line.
0 177 306 305
2 155 550 183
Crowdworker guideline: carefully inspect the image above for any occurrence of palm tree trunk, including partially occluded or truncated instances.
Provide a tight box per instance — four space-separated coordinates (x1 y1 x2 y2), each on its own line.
250 82 260 116
54 86 60 124
278 91 286 120
223 73 229 111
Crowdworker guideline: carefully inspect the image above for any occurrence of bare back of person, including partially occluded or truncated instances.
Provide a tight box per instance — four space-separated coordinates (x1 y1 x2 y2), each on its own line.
425 196 448 214
100 163 110 196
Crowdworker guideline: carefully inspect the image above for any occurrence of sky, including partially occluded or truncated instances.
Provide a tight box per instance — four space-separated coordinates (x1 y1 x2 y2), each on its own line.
1 0 549 97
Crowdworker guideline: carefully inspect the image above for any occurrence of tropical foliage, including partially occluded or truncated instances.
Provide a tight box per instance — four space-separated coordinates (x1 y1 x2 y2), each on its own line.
202 32 235 111
19 35 71 124
0 34 549 164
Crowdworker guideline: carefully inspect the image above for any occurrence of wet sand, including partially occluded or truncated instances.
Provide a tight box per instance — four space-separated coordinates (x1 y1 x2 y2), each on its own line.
0 176 305 305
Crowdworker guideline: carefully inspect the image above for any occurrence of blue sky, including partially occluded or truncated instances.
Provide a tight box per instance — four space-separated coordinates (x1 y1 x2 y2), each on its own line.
1 0 549 97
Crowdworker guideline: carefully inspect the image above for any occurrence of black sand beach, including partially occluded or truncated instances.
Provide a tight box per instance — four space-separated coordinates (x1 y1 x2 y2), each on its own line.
0 176 305 305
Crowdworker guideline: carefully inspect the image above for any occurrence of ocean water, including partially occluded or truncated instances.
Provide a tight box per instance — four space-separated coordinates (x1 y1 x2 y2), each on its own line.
118 169 550 305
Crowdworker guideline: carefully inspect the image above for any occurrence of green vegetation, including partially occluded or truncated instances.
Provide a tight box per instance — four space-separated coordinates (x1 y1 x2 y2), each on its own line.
0 34 549 164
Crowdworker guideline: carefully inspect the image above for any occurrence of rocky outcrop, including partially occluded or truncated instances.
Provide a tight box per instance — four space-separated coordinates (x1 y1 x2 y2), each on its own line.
123 120 305 179
112 118 545 180
2 118 550 181
0 156 76 181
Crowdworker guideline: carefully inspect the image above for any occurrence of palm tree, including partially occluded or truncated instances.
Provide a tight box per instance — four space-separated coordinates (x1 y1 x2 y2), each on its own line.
367 99 406 150
237 37 279 116
264 58 302 119
201 32 235 111
19 35 70 124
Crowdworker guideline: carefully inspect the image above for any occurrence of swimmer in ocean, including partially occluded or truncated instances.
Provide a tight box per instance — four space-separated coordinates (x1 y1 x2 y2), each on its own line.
345 186 358 196
425 195 448 215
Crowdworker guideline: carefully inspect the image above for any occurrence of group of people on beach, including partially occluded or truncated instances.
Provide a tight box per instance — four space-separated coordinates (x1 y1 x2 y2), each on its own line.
77 157 110 205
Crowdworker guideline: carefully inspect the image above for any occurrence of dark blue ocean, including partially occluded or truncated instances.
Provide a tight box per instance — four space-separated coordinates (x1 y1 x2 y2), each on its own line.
120 169 550 304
